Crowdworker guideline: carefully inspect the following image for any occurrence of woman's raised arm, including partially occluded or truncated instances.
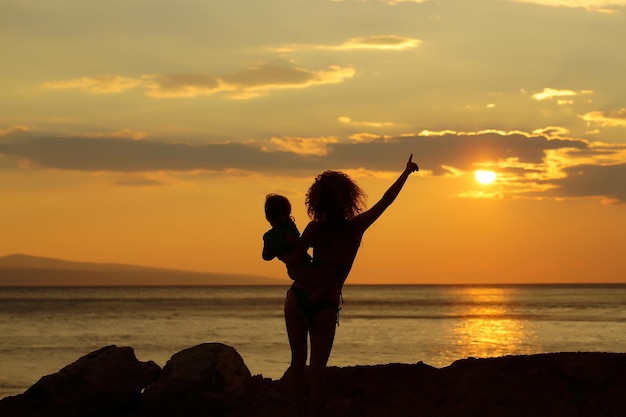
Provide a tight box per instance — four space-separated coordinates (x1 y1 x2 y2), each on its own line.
355 154 418 231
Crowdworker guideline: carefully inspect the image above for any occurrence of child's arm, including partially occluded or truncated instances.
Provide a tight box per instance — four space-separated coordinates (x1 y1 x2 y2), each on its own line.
262 230 276 261
264 224 311 264
279 249 308 265
261 228 278 261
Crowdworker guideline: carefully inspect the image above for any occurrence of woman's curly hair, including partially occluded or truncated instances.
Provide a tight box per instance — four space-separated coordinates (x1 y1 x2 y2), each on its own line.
305 171 367 222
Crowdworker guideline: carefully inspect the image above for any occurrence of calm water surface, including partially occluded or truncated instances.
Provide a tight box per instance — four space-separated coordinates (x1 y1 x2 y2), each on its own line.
1 284 625 398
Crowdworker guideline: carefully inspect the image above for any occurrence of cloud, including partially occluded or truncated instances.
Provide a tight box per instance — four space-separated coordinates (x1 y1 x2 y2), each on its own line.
549 163 626 203
273 35 421 53
266 136 340 156
43 75 143 93
507 0 626 13
579 108 626 127
142 73 221 98
531 88 578 101
338 116 398 128
78 129 149 140
219 64 356 99
532 126 571 137
338 35 421 51
337 0 625 8
0 136 283 173
42 63 355 99
375 0 429 4
1 129 625 204
0 125 30 137
111 172 174 187
348 133 387 143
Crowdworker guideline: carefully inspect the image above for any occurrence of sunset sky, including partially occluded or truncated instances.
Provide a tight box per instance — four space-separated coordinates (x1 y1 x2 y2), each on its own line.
2 0 626 284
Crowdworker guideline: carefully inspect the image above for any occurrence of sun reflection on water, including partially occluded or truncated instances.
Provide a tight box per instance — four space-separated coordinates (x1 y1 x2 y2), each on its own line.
444 286 538 360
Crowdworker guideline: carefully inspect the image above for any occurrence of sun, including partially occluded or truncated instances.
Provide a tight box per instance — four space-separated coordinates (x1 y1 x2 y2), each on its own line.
475 170 497 185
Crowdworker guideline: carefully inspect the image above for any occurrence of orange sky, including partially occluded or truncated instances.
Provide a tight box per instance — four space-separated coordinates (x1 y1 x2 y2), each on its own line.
2 0 626 284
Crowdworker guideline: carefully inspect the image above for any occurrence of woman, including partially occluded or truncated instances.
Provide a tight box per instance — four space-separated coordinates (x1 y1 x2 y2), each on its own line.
285 154 419 417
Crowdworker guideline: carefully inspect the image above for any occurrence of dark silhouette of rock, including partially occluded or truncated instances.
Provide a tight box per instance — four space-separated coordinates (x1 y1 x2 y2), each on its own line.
0 345 160 417
2 346 626 417
232 352 626 417
140 343 252 417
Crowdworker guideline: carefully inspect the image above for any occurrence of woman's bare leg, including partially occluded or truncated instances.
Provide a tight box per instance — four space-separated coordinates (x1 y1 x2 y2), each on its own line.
284 290 309 416
308 308 338 417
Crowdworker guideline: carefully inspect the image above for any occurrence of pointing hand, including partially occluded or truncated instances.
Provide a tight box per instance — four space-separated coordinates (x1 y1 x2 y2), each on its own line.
406 154 419 173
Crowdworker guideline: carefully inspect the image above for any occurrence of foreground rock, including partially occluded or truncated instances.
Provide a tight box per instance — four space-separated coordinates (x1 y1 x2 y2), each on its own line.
0 345 160 417
141 343 251 417
2 346 626 417
239 352 626 417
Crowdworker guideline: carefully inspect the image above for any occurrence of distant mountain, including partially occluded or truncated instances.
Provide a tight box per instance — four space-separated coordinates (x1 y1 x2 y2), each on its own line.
0 253 162 272
0 254 284 286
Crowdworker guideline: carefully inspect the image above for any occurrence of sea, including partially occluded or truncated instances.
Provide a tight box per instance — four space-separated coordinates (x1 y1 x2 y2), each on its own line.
1 284 626 399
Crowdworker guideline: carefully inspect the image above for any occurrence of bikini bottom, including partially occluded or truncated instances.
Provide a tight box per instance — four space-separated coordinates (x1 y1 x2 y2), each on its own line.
289 285 339 326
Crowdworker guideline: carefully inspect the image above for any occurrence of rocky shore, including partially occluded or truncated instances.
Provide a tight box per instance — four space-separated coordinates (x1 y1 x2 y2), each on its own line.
1 343 625 417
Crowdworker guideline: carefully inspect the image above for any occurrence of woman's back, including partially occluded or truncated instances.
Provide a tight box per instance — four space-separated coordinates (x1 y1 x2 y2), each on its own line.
305 220 363 268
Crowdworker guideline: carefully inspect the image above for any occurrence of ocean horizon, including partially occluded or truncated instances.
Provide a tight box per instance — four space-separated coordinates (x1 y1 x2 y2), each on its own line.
2 283 626 399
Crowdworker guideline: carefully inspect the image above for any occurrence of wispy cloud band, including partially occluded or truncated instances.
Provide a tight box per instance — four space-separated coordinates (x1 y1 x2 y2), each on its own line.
2 129 625 203
43 63 356 99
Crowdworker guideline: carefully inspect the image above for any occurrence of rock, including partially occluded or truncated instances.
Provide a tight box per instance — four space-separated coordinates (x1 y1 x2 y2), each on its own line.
0 345 160 417
140 343 252 417
320 352 626 417
3 347 626 417
232 353 626 417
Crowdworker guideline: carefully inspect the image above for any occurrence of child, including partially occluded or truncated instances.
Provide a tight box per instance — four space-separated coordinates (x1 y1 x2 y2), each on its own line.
262 194 332 310
262 194 312 276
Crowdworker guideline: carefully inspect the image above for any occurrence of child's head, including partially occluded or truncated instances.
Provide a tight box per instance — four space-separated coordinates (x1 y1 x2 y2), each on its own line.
265 194 292 224
305 170 366 222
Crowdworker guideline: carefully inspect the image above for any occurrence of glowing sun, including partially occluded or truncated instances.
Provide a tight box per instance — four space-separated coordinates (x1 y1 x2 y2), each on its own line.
475 170 497 185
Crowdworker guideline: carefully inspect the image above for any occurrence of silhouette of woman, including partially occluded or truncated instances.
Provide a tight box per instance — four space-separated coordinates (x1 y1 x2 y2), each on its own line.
284 154 419 417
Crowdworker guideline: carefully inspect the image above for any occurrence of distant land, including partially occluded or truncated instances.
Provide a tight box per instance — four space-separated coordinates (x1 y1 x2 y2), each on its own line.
0 254 284 286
